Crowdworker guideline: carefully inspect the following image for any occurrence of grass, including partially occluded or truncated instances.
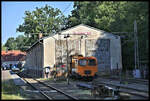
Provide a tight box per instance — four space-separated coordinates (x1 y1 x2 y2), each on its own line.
2 79 28 100
38 77 54 81
2 93 24 100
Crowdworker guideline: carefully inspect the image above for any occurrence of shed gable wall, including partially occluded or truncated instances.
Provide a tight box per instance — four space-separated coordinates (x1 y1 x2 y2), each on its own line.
24 43 43 77
43 37 55 68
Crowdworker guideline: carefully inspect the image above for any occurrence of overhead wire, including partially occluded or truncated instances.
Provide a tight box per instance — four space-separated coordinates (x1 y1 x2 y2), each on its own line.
62 2 73 14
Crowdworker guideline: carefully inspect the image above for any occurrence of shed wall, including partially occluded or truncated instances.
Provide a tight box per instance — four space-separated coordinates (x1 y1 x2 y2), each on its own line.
52 25 122 71
24 43 43 77
24 24 122 78
43 37 55 68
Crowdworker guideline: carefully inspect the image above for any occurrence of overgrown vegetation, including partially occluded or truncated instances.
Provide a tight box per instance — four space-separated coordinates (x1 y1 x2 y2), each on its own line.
2 79 27 100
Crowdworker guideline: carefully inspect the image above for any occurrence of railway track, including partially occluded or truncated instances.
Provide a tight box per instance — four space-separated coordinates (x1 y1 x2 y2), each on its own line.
92 78 149 99
106 77 149 85
98 82 148 98
17 72 148 99
125 78 148 85
18 73 78 100
99 77 149 85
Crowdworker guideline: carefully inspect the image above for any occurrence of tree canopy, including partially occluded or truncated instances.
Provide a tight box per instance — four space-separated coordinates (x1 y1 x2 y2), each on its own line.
16 4 67 46
4 35 28 51
67 1 148 70
4 37 17 50
2 44 7 51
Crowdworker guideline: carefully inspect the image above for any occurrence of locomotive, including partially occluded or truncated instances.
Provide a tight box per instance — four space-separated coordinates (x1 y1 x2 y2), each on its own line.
51 55 98 80
69 55 98 79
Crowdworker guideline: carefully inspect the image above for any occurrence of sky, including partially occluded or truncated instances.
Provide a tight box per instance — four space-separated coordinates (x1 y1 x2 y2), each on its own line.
2 1 74 45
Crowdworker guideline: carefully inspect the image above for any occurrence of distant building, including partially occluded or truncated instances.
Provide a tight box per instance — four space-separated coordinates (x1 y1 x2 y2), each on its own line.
1 50 26 69
24 24 122 78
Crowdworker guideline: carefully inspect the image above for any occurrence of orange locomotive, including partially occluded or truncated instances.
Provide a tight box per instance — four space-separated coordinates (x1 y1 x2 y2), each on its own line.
69 55 98 79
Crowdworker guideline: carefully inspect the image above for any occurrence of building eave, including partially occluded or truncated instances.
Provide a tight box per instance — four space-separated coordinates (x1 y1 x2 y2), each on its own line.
25 24 120 52
26 39 43 52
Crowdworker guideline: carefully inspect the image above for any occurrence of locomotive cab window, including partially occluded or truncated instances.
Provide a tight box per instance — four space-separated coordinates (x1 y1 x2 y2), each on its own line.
78 59 87 66
88 59 96 66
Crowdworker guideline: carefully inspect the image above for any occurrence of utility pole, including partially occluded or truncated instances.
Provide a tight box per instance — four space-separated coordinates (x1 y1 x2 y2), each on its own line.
66 36 69 85
134 20 137 70
64 34 70 85
59 33 87 85
134 20 140 70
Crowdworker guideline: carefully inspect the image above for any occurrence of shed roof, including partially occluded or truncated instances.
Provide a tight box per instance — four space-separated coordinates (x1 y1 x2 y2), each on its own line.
1 50 26 62
42 24 119 40
26 24 119 51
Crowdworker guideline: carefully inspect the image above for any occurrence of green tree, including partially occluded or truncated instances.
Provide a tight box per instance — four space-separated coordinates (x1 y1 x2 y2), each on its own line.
67 1 100 28
16 4 67 46
4 35 29 52
1 44 7 51
67 1 149 70
4 37 17 50
15 35 29 51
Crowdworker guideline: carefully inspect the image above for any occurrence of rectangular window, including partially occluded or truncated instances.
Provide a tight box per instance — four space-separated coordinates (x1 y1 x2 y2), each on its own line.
88 59 96 66
78 59 87 66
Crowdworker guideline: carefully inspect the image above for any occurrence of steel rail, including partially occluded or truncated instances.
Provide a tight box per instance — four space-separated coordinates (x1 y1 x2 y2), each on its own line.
96 82 149 98
22 77 53 100
33 78 79 100
18 72 78 100
97 77 148 91
119 89 149 98
102 77 148 85
98 81 148 93
125 78 148 84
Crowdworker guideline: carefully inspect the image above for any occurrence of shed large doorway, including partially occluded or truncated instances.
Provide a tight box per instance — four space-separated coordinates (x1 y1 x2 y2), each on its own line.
55 40 81 64
85 39 110 72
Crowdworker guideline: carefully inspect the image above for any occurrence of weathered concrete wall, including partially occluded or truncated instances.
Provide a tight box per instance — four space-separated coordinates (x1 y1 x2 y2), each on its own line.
24 24 122 77
95 32 122 70
43 37 55 68
110 36 122 70
52 24 122 71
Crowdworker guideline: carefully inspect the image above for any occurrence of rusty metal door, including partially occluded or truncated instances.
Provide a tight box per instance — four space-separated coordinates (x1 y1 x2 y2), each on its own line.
85 39 110 72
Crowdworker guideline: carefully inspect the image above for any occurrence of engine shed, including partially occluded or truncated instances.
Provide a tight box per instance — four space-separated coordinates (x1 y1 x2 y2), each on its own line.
24 24 122 78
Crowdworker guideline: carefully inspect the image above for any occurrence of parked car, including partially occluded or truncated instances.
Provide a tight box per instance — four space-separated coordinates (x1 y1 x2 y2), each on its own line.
2 66 6 70
11 64 20 72
2 65 9 70
6 65 10 70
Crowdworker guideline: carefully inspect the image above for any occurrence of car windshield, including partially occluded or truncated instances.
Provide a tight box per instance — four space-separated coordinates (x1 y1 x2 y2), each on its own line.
78 59 87 66
88 59 96 66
